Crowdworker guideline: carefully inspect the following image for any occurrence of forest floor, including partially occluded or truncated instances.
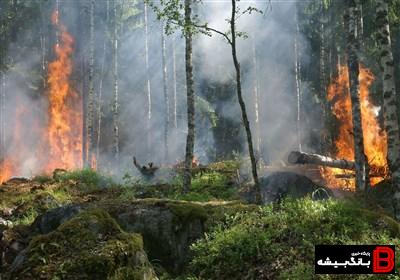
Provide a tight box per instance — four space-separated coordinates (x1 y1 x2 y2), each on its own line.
0 163 399 279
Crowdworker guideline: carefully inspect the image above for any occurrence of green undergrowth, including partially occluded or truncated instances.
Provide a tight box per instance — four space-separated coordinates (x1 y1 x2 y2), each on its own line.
55 168 116 191
188 198 400 280
122 162 240 202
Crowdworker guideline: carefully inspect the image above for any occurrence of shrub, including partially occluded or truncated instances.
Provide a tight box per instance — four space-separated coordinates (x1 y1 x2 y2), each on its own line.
190 198 400 280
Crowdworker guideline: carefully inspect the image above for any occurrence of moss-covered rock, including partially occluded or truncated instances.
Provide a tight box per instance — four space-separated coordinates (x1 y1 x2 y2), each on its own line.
8 209 157 280
96 199 254 275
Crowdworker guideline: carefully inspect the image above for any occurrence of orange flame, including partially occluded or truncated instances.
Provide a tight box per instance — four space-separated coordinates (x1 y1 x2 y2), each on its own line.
322 65 388 189
44 10 82 171
0 159 14 183
0 10 83 183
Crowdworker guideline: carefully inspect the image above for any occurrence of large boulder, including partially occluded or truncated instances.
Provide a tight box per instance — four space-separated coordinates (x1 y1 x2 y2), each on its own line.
99 199 253 274
259 172 331 203
7 209 157 280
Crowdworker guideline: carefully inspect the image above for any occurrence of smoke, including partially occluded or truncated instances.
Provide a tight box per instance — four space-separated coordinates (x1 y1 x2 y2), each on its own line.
0 0 321 180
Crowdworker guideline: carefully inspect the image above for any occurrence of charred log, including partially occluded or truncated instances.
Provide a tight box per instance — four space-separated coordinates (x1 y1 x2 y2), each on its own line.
288 151 355 170
288 151 387 178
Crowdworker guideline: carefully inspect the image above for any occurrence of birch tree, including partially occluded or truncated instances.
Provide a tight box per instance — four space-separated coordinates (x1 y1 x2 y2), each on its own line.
376 0 400 219
144 1 152 156
96 0 110 162
172 38 178 129
161 21 170 162
294 6 302 152
346 0 369 191
112 0 119 160
252 40 262 163
87 0 95 167
182 0 195 192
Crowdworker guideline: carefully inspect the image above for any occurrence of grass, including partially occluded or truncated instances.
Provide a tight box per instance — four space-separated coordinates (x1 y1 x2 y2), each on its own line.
55 168 115 190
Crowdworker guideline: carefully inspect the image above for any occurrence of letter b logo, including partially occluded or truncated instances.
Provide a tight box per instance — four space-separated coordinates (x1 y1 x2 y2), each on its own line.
373 246 395 273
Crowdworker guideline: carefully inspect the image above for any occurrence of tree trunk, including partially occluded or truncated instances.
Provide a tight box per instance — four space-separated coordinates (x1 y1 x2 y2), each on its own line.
87 0 95 168
357 1 364 47
96 0 109 164
112 0 119 160
319 0 332 154
144 1 152 157
376 0 400 219
161 22 170 162
0 71 4 162
183 0 195 192
252 40 262 164
172 38 178 129
79 0 88 167
346 0 369 191
0 24 5 162
294 7 302 152
230 0 261 204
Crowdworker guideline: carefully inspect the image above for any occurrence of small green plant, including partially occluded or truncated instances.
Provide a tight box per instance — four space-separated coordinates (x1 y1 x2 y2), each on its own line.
55 169 115 192
189 198 400 279
32 175 53 184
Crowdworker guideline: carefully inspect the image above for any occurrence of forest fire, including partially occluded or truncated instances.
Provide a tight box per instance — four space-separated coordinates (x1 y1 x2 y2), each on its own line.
321 65 388 189
0 10 82 183
44 10 82 171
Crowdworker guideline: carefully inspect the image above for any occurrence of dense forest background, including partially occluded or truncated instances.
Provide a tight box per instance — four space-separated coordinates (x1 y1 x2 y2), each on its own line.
0 0 399 178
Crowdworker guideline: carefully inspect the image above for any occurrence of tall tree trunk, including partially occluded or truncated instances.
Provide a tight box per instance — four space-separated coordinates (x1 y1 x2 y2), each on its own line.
172 37 178 129
87 0 95 168
79 0 88 167
144 1 152 156
161 22 170 162
96 0 109 163
376 0 400 219
357 1 364 47
346 0 369 191
112 0 119 160
294 7 302 152
230 0 261 204
0 20 5 162
252 40 262 164
183 0 195 192
39 1 47 90
319 0 331 154
0 72 4 162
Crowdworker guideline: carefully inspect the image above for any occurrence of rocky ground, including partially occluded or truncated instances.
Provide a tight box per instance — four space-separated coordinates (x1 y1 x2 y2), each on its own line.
0 164 398 279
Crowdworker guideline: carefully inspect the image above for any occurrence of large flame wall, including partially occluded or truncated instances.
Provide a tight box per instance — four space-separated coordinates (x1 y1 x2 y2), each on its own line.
0 10 82 183
44 10 82 171
322 65 388 189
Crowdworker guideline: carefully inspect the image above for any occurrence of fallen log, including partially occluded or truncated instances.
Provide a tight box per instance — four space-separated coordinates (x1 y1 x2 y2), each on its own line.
288 151 355 170
288 151 387 178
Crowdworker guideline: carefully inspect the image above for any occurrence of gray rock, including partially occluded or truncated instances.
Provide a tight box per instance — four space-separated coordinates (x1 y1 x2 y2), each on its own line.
259 172 331 203
108 201 206 274
30 204 82 234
